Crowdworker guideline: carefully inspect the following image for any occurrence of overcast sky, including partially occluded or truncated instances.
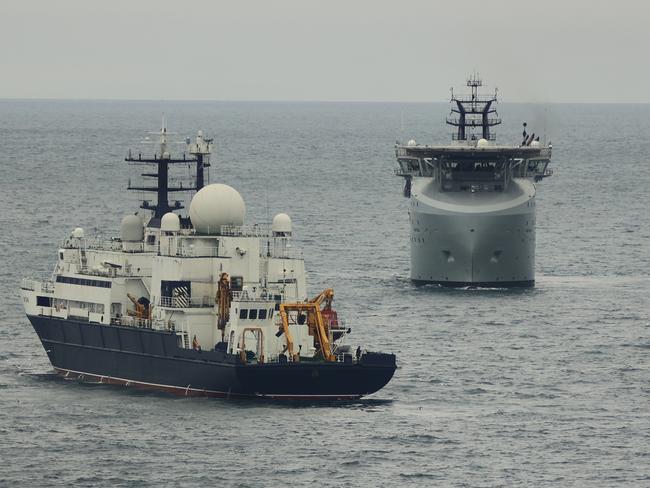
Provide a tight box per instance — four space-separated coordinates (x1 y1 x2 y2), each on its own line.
1 0 647 103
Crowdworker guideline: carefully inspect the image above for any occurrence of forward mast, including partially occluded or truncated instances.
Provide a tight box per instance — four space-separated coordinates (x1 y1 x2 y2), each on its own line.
125 116 213 221
446 74 501 141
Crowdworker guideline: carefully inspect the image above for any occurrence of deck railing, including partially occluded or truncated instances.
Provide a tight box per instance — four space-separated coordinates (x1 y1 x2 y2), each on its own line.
20 279 55 293
158 295 214 308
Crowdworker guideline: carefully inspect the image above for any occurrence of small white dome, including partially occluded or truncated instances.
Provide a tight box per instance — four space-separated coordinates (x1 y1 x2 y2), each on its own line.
272 213 292 235
72 227 84 239
477 138 489 148
161 212 181 232
407 139 417 146
530 140 541 147
189 183 245 235
121 214 144 242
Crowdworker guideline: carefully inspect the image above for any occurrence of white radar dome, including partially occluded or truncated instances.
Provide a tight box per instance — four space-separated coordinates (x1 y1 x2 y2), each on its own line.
407 139 417 146
72 227 85 239
121 214 144 242
161 212 181 232
530 140 541 147
272 213 292 236
189 183 245 235
477 138 489 148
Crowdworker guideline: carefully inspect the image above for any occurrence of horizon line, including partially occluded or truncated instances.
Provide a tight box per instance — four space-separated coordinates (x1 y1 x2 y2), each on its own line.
1 96 648 105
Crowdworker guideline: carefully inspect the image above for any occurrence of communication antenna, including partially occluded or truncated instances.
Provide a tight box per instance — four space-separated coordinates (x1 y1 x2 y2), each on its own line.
265 184 271 258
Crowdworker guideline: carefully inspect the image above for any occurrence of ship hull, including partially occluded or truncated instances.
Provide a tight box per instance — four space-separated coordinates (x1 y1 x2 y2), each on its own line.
410 178 536 287
28 315 395 400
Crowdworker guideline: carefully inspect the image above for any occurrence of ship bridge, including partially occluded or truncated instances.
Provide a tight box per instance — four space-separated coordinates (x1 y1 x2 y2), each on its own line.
396 144 552 195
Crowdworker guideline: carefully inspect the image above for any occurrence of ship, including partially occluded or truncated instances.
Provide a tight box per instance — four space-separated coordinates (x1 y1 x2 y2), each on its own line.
20 120 396 400
395 75 552 287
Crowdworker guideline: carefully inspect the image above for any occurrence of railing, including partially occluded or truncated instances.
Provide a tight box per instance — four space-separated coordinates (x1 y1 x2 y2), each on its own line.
158 295 214 308
20 279 55 293
174 246 220 258
220 224 272 238
111 316 153 329
451 94 498 103
79 266 152 278
266 246 303 260
446 117 501 126
444 171 503 182
230 291 275 302
451 133 497 141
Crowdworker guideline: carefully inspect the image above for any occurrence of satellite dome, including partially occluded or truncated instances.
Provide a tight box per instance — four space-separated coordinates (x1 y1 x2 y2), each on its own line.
477 138 489 148
189 183 245 235
407 139 417 146
530 140 541 147
72 227 84 239
121 214 144 242
272 213 292 236
161 212 181 232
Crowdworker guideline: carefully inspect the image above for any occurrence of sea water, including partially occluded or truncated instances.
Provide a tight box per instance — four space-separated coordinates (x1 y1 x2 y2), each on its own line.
0 100 648 486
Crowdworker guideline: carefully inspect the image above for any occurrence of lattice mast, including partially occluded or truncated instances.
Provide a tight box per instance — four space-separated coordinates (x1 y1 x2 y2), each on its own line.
125 116 213 219
446 74 501 141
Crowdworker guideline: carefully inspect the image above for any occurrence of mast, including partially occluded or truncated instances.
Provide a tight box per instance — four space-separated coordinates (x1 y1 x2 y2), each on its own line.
125 117 213 220
446 74 501 141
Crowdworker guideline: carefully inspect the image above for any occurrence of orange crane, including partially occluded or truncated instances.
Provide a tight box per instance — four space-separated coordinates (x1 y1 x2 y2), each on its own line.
216 272 231 340
126 293 151 319
278 288 336 362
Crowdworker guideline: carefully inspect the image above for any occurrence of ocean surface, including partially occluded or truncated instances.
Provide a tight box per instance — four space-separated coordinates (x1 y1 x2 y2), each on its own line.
0 100 649 487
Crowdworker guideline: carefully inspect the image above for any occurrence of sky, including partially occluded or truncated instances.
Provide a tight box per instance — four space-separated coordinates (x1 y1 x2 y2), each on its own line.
1 0 648 103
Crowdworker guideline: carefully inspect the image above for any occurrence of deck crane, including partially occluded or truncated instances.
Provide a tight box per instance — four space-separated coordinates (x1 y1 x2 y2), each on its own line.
278 288 336 362
126 293 151 319
216 272 231 340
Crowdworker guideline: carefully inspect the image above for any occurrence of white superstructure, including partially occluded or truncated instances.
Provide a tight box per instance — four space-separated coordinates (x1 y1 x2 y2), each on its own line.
396 76 552 287
21 124 352 365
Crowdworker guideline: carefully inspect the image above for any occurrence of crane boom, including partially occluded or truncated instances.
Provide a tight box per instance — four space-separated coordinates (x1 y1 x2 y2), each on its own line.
278 288 336 362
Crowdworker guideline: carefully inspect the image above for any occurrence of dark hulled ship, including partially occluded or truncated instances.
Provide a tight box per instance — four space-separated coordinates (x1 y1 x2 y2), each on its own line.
21 121 395 400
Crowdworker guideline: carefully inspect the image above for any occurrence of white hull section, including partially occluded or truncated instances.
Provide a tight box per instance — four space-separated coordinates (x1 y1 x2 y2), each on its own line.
410 178 537 286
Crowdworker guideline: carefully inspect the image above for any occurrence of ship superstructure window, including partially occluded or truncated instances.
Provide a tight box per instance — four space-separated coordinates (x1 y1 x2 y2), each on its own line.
51 298 105 314
56 275 112 288
36 296 52 307
231 276 243 292
238 309 270 320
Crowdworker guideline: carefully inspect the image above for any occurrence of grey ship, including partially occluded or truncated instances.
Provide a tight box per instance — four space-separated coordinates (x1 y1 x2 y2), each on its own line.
395 76 552 287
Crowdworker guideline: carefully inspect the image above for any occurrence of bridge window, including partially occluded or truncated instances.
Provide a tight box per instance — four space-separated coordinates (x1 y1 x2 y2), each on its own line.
259 309 267 320
56 275 112 288
249 309 258 320
239 309 248 319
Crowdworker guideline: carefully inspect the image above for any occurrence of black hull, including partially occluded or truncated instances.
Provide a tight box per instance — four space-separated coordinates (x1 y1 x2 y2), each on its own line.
412 279 535 288
27 315 396 400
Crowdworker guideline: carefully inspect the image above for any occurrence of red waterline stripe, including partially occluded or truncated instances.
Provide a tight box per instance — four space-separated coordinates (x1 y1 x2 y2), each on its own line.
52 367 361 400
